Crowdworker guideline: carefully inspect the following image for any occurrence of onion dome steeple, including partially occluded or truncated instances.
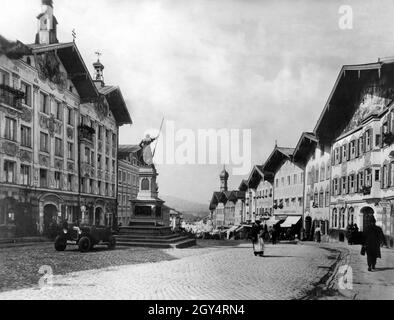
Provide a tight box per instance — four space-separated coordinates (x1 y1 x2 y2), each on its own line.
220 165 229 191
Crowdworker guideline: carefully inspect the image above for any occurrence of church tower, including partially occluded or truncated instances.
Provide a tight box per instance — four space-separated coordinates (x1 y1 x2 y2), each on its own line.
219 166 229 192
35 0 59 45
93 55 105 88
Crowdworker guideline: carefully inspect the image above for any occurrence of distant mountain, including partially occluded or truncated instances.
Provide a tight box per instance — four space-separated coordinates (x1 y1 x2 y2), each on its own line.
161 195 209 221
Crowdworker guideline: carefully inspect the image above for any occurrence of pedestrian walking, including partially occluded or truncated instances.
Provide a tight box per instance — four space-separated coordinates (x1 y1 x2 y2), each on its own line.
271 226 278 244
253 229 265 256
314 226 321 243
361 216 387 271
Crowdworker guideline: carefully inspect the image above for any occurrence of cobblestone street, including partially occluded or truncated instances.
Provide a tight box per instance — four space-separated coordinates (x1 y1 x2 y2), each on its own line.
0 241 339 300
315 243 394 300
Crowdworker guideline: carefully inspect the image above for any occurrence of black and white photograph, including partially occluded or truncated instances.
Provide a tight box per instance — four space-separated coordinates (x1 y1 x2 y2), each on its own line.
0 0 393 307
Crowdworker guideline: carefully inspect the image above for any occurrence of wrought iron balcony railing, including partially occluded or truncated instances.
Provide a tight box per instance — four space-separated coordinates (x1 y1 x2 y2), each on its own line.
78 125 95 142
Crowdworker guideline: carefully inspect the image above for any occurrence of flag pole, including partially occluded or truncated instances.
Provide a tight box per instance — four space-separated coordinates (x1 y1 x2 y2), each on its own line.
153 117 164 157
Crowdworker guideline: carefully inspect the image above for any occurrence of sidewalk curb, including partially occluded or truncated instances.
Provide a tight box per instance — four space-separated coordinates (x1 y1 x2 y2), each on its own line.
299 243 355 300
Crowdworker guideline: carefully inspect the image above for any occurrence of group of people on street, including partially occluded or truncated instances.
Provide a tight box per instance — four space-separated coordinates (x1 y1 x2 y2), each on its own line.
249 221 282 256
346 223 360 245
247 215 387 272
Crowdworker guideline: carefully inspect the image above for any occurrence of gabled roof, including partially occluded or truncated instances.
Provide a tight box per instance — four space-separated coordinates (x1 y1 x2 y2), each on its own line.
98 85 132 126
293 132 318 166
262 146 295 176
247 165 264 189
209 191 222 211
234 191 246 200
29 42 98 100
222 191 233 202
239 179 248 191
313 58 394 143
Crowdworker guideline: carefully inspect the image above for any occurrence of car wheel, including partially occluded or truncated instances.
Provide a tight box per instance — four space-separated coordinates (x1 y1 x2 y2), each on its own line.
54 236 67 251
78 236 91 252
107 236 116 249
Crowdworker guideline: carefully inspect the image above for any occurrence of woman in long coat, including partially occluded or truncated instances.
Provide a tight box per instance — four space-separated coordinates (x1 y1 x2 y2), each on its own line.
363 216 387 271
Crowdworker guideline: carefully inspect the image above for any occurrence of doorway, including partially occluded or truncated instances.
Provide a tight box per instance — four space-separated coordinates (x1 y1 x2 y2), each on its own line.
95 207 103 226
360 206 375 231
43 204 58 236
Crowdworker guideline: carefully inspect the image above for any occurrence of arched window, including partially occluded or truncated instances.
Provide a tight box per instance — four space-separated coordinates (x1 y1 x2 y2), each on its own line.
326 161 331 180
325 187 330 207
313 189 318 207
348 207 354 226
340 208 346 229
141 178 150 191
320 163 325 181
332 208 338 228
319 188 324 208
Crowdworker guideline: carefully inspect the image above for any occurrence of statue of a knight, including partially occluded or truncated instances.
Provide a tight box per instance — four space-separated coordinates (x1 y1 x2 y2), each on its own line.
137 134 158 166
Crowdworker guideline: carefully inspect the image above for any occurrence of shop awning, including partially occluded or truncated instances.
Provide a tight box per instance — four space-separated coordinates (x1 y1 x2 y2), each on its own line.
265 216 280 227
227 225 239 233
280 216 301 228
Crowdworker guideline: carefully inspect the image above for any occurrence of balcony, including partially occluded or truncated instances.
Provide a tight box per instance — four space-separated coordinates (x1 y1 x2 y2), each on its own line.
78 125 95 143
0 84 24 110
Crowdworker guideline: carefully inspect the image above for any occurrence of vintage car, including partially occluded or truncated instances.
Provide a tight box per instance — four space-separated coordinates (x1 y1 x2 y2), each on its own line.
54 222 116 252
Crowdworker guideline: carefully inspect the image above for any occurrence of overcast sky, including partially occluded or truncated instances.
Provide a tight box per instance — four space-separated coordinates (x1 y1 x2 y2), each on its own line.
2 0 394 207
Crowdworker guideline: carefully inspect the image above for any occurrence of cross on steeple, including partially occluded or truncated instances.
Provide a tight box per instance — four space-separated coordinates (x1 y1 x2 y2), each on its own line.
95 51 102 62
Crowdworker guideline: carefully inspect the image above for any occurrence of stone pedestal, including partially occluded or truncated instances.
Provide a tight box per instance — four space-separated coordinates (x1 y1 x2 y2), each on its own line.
131 165 166 226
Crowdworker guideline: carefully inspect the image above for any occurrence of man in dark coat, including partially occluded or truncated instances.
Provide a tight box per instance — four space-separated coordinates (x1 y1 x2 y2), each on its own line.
363 216 387 271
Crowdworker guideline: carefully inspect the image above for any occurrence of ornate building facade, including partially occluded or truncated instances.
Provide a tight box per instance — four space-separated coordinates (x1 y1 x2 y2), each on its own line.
314 58 394 246
0 1 131 238
262 146 304 232
294 132 331 241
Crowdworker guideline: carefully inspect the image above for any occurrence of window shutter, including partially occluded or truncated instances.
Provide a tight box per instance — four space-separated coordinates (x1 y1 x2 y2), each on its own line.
331 151 335 166
381 166 384 189
347 143 351 161
388 164 392 188
345 176 349 194
391 111 394 134
356 174 359 193
380 125 384 148
339 146 342 164
355 140 359 158
363 132 367 152
388 112 392 134
338 178 342 194
359 137 364 155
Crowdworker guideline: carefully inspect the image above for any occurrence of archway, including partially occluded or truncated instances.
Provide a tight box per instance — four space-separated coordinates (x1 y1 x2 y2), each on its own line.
360 206 375 231
95 207 103 226
43 204 58 236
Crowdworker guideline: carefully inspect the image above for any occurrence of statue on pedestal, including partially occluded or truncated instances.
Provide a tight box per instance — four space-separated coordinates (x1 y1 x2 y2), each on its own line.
137 134 158 166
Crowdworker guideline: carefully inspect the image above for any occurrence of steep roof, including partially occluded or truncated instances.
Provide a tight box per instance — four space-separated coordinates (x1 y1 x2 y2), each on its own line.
247 165 265 189
314 57 394 143
293 132 318 166
98 85 132 126
262 146 295 176
209 191 222 211
29 42 98 100
238 179 248 191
